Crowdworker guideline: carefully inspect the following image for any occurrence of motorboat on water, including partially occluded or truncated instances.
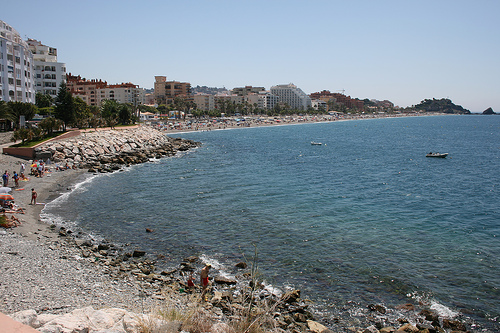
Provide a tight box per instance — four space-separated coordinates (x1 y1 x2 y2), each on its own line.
311 142 322 145
426 152 448 158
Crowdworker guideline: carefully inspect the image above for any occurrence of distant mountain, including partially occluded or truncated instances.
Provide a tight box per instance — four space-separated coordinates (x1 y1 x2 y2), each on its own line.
191 85 229 95
482 107 496 115
414 98 470 114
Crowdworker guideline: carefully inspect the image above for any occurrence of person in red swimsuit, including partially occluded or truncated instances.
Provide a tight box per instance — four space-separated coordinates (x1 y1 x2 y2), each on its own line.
200 264 211 299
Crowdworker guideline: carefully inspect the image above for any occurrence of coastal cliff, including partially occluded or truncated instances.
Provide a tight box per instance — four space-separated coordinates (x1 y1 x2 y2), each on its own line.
33 126 201 172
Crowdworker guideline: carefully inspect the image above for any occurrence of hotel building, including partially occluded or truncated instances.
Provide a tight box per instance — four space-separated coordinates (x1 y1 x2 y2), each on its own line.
27 39 66 100
0 20 35 103
270 83 311 110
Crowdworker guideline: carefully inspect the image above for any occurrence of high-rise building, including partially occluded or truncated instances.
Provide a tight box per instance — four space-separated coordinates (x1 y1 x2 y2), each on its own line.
0 20 35 103
270 83 311 110
27 39 66 100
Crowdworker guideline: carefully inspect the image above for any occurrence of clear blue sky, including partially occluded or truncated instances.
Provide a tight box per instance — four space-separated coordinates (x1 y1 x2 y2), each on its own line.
3 0 499 112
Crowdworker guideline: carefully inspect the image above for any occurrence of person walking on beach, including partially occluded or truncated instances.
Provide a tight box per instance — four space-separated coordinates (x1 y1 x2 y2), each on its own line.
31 188 37 205
200 264 211 299
2 171 9 187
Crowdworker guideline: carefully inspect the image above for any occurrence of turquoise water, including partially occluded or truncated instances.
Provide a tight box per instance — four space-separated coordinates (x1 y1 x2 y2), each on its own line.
44 115 499 330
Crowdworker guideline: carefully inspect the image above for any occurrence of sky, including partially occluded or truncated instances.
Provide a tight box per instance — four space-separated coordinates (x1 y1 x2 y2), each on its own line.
2 0 499 112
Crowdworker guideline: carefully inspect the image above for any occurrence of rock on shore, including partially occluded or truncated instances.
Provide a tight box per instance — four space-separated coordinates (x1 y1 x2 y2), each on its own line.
34 126 201 172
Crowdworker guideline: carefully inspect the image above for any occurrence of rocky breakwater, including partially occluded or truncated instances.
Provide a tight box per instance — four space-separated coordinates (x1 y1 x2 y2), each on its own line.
34 126 201 172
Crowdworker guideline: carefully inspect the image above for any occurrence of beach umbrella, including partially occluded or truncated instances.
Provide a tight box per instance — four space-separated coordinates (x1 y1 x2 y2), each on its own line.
0 187 11 193
0 194 14 202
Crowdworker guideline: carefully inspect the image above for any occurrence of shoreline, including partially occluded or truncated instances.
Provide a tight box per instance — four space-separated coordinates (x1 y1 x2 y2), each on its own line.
0 116 482 332
155 112 447 135
0 112 446 243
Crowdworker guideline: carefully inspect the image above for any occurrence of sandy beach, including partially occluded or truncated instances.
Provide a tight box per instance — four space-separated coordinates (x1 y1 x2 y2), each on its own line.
153 112 425 135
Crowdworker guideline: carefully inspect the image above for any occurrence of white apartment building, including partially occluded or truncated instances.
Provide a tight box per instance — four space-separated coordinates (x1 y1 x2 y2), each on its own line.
98 84 145 107
27 39 66 100
246 92 279 110
0 20 35 103
270 83 311 110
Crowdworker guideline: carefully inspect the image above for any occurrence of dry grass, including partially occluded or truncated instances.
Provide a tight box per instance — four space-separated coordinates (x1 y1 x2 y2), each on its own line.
181 309 215 333
135 286 217 333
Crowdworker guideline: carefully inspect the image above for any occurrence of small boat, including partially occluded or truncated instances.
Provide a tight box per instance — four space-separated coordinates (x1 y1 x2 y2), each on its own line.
311 142 322 145
426 152 448 158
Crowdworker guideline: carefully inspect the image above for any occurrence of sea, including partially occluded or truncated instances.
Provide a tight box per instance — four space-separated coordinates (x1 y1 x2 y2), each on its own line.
41 115 499 331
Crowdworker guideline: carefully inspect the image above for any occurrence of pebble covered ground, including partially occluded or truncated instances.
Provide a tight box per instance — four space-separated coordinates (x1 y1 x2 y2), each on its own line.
0 231 164 316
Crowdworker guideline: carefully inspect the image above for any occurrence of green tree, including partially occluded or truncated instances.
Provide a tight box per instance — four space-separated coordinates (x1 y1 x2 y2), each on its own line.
38 117 62 136
12 128 33 143
73 97 91 128
54 82 75 131
0 101 11 119
156 104 169 115
7 101 36 128
118 103 132 125
101 99 119 128
88 105 101 129
35 92 53 108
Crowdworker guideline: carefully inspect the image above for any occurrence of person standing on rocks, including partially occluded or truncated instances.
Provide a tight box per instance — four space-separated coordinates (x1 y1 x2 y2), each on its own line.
31 188 37 205
200 264 211 299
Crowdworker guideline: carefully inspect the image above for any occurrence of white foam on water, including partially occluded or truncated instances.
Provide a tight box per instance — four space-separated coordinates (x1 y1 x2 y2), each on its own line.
430 301 459 319
199 254 221 268
43 173 99 209
261 281 283 298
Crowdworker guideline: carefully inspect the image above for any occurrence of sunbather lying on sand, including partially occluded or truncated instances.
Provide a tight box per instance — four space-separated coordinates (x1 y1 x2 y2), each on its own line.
0 212 21 228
